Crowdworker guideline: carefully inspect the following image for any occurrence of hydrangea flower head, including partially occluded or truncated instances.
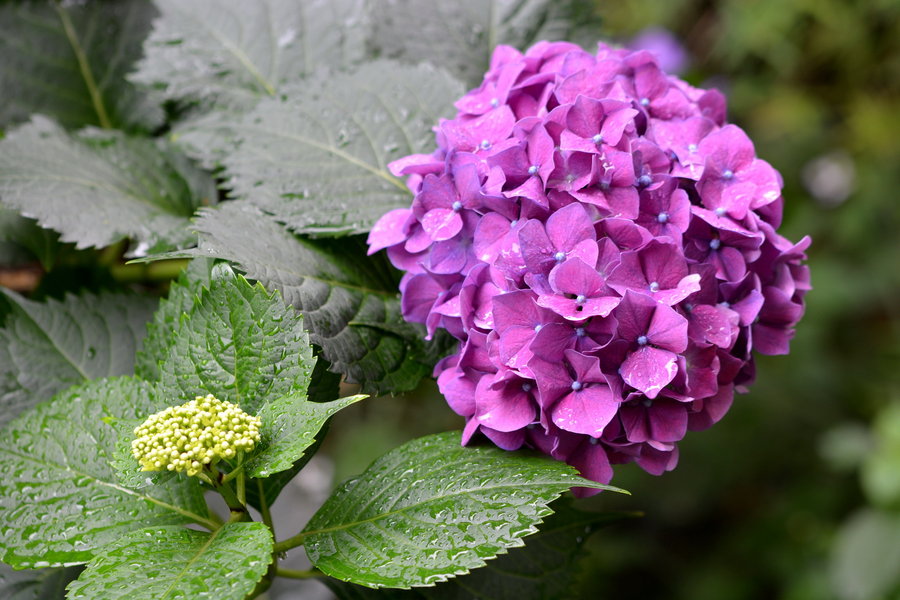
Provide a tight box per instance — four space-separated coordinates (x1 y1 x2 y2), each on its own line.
368 41 810 493
131 394 261 477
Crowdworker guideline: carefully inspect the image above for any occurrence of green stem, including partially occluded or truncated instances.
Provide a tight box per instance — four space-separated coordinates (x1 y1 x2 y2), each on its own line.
109 259 189 284
256 478 274 531
275 567 321 580
273 531 309 554
53 1 113 129
236 470 246 506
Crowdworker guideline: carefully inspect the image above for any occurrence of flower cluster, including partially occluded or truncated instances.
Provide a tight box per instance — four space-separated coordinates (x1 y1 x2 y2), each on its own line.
131 394 261 477
368 41 810 490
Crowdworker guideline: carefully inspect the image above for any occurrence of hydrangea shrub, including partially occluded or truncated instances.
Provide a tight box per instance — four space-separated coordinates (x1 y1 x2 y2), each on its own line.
369 41 811 490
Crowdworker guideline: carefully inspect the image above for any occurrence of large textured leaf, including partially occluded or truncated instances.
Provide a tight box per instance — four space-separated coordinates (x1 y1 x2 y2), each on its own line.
0 564 81 600
300 432 623 589
147 202 444 395
0 378 209 568
0 288 156 428
133 0 368 166
65 523 272 600
0 117 216 256
365 0 599 86
247 393 366 478
222 61 463 235
325 500 634 599
0 0 162 131
153 268 315 414
135 258 216 381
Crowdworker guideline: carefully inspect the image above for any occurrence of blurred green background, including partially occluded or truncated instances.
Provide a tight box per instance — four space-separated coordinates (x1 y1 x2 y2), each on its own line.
324 1 900 598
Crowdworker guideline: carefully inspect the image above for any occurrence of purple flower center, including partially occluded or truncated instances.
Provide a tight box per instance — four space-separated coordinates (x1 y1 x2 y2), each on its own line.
575 294 587 305
534 324 543 332
522 382 533 392
490 97 500 108
637 335 649 346
480 139 492 150
589 436 600 445
657 211 669 223
592 133 604 144
509 219 518 227
451 201 462 212
709 238 721 250
575 327 586 337
642 398 653 407
722 169 734 180
637 174 652 187
714 207 726 216
649 281 660 292
554 251 566 262
688 143 698 152
571 380 583 391
528 164 540 175
640 97 650 107
718 301 731 308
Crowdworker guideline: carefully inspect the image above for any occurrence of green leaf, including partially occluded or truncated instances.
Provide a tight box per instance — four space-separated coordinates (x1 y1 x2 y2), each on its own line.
0 288 156 428
0 378 209 568
0 0 163 131
133 0 368 166
0 563 81 600
0 117 216 256
325 499 634 599
146 202 442 395
0 207 59 269
365 0 598 86
153 268 315 414
135 258 216 381
300 432 624 589
247 393 366 478
222 60 464 235
65 523 273 600
830 509 900 600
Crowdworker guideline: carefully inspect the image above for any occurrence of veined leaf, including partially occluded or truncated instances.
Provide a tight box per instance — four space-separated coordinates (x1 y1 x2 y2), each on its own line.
222 61 464 235
0 207 59 270
300 432 624 589
65 523 272 600
145 202 443 395
133 0 368 166
0 563 81 600
0 117 216 256
0 0 162 131
153 268 315 415
365 0 599 86
0 288 156 428
0 378 209 568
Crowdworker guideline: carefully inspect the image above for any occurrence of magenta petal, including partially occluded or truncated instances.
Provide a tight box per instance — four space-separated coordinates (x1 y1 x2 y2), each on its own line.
621 346 679 399
367 208 412 254
421 208 463 241
551 386 619 436
689 304 738 348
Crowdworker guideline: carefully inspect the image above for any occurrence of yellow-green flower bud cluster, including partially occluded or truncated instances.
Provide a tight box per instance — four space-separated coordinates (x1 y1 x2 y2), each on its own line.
131 394 261 477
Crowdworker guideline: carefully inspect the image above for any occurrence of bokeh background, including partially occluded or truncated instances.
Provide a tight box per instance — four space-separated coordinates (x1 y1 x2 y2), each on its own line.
322 1 900 598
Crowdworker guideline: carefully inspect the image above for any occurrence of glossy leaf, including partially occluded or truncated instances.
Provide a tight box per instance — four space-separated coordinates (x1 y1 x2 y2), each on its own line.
0 288 155 428
365 0 599 86
146 202 444 395
153 268 315 415
65 523 272 600
0 563 81 600
0 117 216 256
0 378 209 568
302 432 624 589
0 0 162 131
247 393 366 478
222 60 463 236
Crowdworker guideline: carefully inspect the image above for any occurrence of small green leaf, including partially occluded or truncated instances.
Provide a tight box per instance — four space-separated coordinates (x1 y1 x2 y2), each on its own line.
365 0 598 86
135 258 216 381
0 207 59 270
146 202 442 395
0 378 209 568
222 60 464 235
0 0 163 131
0 117 216 256
0 563 81 600
247 393 366 478
65 523 273 600
153 270 315 414
0 288 156 428
300 432 624 589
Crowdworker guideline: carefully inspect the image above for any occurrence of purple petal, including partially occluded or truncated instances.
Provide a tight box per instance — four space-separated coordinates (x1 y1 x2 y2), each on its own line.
621 346 679 398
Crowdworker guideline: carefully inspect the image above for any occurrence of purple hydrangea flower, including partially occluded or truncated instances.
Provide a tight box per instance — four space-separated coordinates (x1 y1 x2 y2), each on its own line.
368 40 810 492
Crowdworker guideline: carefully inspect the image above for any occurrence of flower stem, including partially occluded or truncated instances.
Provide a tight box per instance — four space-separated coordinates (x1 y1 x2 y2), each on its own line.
256 478 274 531
275 567 322 580
273 531 309 554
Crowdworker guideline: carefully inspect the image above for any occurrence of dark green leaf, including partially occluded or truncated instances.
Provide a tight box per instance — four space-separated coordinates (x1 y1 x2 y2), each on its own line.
135 258 216 381
222 61 463 235
145 202 442 395
301 432 624 589
0 378 209 568
65 523 272 600
0 563 81 600
153 268 315 414
0 0 163 131
0 117 216 256
247 393 366 478
365 0 598 86
0 207 59 269
0 288 156 428
133 0 368 166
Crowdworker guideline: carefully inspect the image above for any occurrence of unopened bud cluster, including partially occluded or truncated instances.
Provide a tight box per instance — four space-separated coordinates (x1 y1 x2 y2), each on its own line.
131 394 261 477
